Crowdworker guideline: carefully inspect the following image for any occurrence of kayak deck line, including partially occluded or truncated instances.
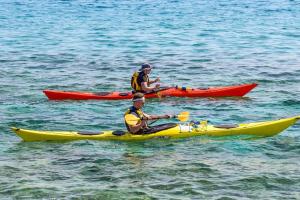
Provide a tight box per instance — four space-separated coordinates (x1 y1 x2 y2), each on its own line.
11 115 300 142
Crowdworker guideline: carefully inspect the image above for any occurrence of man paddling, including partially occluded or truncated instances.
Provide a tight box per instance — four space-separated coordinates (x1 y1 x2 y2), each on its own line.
131 63 160 93
124 93 172 134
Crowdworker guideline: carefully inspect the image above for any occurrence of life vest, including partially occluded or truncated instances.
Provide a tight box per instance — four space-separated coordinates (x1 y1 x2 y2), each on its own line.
124 106 146 133
131 71 149 93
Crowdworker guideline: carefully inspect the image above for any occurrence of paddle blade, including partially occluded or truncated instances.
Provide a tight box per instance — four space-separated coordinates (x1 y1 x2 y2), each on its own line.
125 114 140 126
157 91 162 100
177 111 190 122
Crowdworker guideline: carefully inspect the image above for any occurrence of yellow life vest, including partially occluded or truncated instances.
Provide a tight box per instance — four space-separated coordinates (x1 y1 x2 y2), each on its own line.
131 71 149 92
131 71 141 91
124 106 145 132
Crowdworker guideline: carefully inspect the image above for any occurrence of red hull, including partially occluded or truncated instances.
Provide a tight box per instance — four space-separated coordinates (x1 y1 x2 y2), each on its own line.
43 83 258 101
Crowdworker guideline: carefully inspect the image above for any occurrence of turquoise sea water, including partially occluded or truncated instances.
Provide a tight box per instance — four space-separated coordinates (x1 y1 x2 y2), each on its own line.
1 0 300 199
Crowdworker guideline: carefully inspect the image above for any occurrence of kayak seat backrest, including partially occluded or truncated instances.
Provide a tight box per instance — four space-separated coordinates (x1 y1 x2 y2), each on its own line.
119 93 130 96
213 124 238 129
94 92 111 96
77 131 104 135
112 130 126 136
142 123 177 134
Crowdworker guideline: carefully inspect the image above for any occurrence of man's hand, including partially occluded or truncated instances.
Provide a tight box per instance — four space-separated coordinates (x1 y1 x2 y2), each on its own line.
140 120 147 127
162 114 175 119
168 114 176 119
155 77 160 83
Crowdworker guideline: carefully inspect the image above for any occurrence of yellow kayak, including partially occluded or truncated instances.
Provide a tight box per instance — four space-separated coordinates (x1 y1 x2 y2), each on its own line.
11 116 299 142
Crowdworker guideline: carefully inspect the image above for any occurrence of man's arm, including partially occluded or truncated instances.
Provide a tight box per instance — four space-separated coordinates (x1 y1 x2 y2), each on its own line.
141 82 160 92
145 113 173 120
127 113 172 133
128 120 147 134
148 77 160 84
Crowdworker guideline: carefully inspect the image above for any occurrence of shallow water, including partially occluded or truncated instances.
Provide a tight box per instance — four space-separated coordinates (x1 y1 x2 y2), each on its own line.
1 0 300 199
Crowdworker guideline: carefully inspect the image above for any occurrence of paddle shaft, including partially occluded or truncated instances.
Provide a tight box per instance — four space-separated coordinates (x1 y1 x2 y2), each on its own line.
125 112 189 126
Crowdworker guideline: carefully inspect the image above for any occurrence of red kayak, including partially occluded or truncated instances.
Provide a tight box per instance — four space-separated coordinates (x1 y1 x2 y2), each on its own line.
43 83 257 101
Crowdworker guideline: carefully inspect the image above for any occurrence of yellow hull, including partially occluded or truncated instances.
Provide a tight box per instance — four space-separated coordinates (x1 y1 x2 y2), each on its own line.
11 116 300 142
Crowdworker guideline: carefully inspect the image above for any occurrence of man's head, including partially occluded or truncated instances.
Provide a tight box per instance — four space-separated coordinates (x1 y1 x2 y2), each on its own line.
139 63 152 74
132 92 145 109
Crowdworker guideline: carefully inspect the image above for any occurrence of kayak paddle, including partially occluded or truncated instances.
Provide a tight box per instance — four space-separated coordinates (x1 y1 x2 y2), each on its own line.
125 111 190 126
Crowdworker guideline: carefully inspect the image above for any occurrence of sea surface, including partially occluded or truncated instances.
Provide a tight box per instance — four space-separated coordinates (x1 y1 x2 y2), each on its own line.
1 0 300 199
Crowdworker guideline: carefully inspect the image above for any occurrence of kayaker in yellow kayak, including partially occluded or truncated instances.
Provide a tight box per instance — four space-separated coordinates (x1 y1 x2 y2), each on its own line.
131 63 160 93
124 93 172 134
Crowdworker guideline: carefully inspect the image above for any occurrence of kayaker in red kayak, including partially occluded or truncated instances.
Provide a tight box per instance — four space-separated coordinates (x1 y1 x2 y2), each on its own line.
124 93 172 134
131 63 161 93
